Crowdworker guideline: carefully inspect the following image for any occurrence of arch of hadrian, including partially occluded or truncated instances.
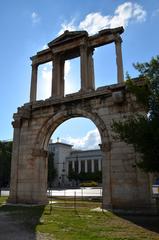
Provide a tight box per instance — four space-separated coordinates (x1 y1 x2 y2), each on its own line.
8 27 155 211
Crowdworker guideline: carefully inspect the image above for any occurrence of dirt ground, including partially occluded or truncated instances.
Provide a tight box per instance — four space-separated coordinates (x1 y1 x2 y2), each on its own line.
0 212 54 240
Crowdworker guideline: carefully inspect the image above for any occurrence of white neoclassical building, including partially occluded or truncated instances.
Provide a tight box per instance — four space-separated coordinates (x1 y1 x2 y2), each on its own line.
48 141 102 187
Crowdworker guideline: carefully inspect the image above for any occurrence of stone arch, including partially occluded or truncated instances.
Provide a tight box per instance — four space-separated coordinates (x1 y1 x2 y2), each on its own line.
35 107 111 153
32 107 113 208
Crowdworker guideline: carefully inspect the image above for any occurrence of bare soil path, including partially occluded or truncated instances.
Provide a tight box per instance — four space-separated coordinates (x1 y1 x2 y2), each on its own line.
0 212 54 240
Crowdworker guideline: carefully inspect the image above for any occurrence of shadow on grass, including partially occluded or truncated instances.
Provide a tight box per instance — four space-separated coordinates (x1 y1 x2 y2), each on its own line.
117 213 159 234
0 204 45 240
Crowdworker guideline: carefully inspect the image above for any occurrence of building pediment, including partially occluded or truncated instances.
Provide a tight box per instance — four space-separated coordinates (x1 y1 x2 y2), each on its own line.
48 30 88 47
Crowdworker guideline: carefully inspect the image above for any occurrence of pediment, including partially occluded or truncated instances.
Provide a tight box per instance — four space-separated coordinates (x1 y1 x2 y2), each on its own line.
48 30 88 47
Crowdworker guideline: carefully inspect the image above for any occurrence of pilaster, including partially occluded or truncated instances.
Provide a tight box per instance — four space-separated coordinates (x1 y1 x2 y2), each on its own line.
100 143 113 209
8 120 22 203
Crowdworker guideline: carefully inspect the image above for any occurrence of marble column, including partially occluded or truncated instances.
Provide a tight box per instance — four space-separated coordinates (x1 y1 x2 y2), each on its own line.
85 160 88 173
78 160 81 173
51 55 64 98
80 45 88 91
115 35 124 84
98 159 102 171
72 161 75 172
30 64 38 102
91 159 94 173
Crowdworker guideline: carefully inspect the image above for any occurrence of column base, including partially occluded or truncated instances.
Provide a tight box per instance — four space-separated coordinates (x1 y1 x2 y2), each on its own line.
7 195 48 206
102 203 113 211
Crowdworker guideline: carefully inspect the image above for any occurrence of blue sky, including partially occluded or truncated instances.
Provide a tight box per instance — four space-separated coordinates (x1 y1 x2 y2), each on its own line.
1 0 159 149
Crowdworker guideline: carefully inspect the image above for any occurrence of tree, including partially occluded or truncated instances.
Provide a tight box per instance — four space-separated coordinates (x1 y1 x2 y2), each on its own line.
0 141 12 188
78 171 102 183
112 56 159 173
68 170 102 183
68 169 79 181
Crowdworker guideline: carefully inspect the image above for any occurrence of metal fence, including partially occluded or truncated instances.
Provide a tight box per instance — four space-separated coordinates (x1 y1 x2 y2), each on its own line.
0 187 103 210
47 187 103 210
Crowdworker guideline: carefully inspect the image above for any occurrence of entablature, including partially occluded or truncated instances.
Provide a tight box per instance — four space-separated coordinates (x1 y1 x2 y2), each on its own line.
30 27 124 65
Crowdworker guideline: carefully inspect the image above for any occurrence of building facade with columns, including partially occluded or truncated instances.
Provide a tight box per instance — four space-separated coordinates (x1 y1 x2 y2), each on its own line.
48 142 102 187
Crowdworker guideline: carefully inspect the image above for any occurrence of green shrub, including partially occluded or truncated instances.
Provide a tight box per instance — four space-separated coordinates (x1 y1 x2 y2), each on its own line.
80 181 98 187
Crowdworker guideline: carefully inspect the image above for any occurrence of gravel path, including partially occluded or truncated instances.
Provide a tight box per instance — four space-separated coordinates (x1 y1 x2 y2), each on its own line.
0 212 54 240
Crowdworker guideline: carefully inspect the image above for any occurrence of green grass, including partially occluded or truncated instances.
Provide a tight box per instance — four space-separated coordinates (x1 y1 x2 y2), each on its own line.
0 196 7 205
0 197 159 240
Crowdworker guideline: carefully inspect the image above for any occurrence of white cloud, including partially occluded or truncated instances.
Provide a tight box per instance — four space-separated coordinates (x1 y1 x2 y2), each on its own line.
59 2 146 35
65 60 73 94
65 60 71 78
79 13 110 35
113 2 146 26
131 3 146 21
42 44 48 50
64 60 73 94
58 19 76 35
31 11 40 24
64 60 80 94
61 129 101 150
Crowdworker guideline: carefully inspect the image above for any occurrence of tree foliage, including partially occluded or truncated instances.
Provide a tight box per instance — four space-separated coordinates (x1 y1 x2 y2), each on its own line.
112 56 159 172
68 170 102 183
0 141 12 188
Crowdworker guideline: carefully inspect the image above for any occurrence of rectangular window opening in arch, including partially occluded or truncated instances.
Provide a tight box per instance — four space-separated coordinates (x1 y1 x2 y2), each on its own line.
37 62 52 100
64 58 80 96
94 44 117 89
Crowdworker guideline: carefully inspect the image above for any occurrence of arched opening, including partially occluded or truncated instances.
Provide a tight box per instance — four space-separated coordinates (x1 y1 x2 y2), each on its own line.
48 117 102 188
33 108 111 206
